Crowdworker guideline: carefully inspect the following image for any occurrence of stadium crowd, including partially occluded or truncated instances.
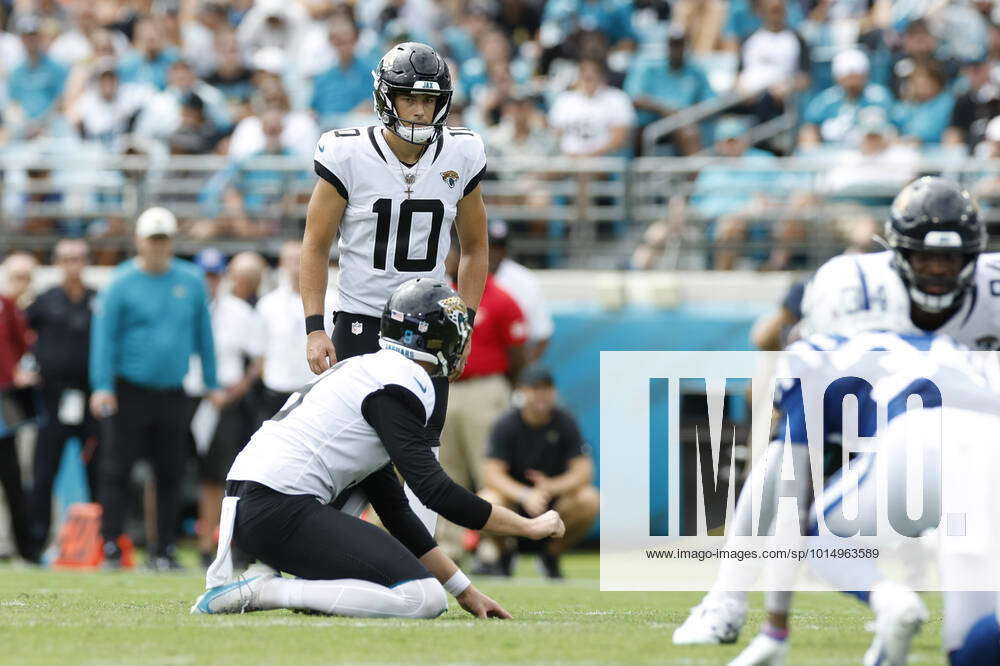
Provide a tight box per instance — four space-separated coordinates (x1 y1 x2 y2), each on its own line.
5 0 1000 270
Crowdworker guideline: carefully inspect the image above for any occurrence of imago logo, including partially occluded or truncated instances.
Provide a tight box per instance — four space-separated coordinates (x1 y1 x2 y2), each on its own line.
599 348 1000 592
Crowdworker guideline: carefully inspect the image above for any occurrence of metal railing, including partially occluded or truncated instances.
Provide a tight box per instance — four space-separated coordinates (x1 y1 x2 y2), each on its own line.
640 90 757 156
5 152 1000 269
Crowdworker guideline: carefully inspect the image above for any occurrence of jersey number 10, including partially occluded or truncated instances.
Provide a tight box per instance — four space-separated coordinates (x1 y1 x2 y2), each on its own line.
372 198 444 272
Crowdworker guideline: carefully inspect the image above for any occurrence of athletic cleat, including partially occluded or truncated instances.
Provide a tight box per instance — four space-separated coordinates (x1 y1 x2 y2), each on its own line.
863 581 928 666
727 633 789 666
672 595 747 645
190 563 278 615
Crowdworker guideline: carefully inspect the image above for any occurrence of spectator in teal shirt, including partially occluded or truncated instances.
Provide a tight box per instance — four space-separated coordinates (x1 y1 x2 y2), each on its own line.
624 26 714 154
892 61 954 144
691 117 800 270
89 207 222 571
309 18 371 127
117 16 179 90
800 49 894 148
7 16 68 124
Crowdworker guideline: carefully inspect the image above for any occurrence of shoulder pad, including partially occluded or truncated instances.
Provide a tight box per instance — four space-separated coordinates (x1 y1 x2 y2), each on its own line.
316 127 365 157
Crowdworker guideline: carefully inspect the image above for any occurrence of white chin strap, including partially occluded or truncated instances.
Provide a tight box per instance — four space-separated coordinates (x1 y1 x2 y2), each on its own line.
395 121 437 145
379 337 440 366
909 285 961 313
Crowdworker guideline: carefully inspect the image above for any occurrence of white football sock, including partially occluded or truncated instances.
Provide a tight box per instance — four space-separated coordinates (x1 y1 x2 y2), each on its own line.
257 576 447 619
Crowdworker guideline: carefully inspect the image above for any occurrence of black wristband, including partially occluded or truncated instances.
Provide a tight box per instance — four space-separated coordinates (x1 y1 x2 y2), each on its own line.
467 307 476 327
305 314 325 334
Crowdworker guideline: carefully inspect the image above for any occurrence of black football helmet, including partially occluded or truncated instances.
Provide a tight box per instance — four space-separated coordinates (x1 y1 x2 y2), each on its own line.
885 176 986 313
379 278 471 378
372 42 453 145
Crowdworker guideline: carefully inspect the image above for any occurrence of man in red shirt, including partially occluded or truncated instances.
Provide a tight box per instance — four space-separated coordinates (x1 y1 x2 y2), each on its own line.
436 244 527 560
0 291 33 560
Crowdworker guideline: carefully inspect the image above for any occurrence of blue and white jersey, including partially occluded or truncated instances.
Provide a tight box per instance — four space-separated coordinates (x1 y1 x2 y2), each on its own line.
799 251 1000 350
772 330 1000 446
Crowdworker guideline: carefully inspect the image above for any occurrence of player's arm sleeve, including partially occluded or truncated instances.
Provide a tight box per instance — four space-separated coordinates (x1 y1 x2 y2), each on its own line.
89 279 122 393
359 463 438 558
462 134 487 198
313 135 349 200
362 386 492 530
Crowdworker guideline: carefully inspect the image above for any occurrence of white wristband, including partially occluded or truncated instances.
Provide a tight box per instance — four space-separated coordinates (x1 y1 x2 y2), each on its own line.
443 570 471 597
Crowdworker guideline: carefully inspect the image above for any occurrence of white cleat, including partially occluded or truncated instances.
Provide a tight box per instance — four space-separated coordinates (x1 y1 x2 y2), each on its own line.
191 563 279 615
727 633 789 666
863 581 928 666
672 596 747 645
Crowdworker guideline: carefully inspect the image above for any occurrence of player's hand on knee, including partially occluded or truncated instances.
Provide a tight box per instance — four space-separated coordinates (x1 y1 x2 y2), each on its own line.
527 510 565 540
457 585 512 619
306 331 337 374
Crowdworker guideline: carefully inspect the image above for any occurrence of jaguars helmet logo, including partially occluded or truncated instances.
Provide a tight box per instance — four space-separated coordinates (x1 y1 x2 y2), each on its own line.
438 295 471 339
440 170 459 189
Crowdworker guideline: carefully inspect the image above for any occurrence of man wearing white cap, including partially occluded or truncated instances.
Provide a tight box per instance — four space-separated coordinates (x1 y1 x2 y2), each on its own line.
89 207 223 571
800 49 893 148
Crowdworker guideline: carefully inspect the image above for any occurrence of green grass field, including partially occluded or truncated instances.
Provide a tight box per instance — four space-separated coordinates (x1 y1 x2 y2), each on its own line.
0 552 946 665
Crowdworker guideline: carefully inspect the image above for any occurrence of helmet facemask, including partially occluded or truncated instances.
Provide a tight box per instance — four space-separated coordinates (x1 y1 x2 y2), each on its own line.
885 176 987 314
373 79 452 146
893 247 978 314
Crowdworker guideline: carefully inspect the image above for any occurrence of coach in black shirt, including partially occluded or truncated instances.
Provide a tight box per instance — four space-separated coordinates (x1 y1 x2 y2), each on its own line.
479 366 599 578
24 239 99 561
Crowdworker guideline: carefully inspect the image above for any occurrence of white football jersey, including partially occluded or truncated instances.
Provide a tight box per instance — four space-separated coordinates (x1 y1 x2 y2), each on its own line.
773 330 1000 448
799 250 1000 350
227 349 436 504
314 125 487 317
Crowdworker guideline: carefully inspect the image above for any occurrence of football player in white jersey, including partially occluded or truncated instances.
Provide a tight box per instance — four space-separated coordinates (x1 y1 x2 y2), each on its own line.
805 338 1000 666
300 41 489 436
683 331 1000 665
675 178 996 662
193 279 564 619
799 176 994 346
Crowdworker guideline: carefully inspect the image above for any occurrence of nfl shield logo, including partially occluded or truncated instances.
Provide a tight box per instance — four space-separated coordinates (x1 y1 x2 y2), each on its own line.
351 321 363 335
418 321 429 333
